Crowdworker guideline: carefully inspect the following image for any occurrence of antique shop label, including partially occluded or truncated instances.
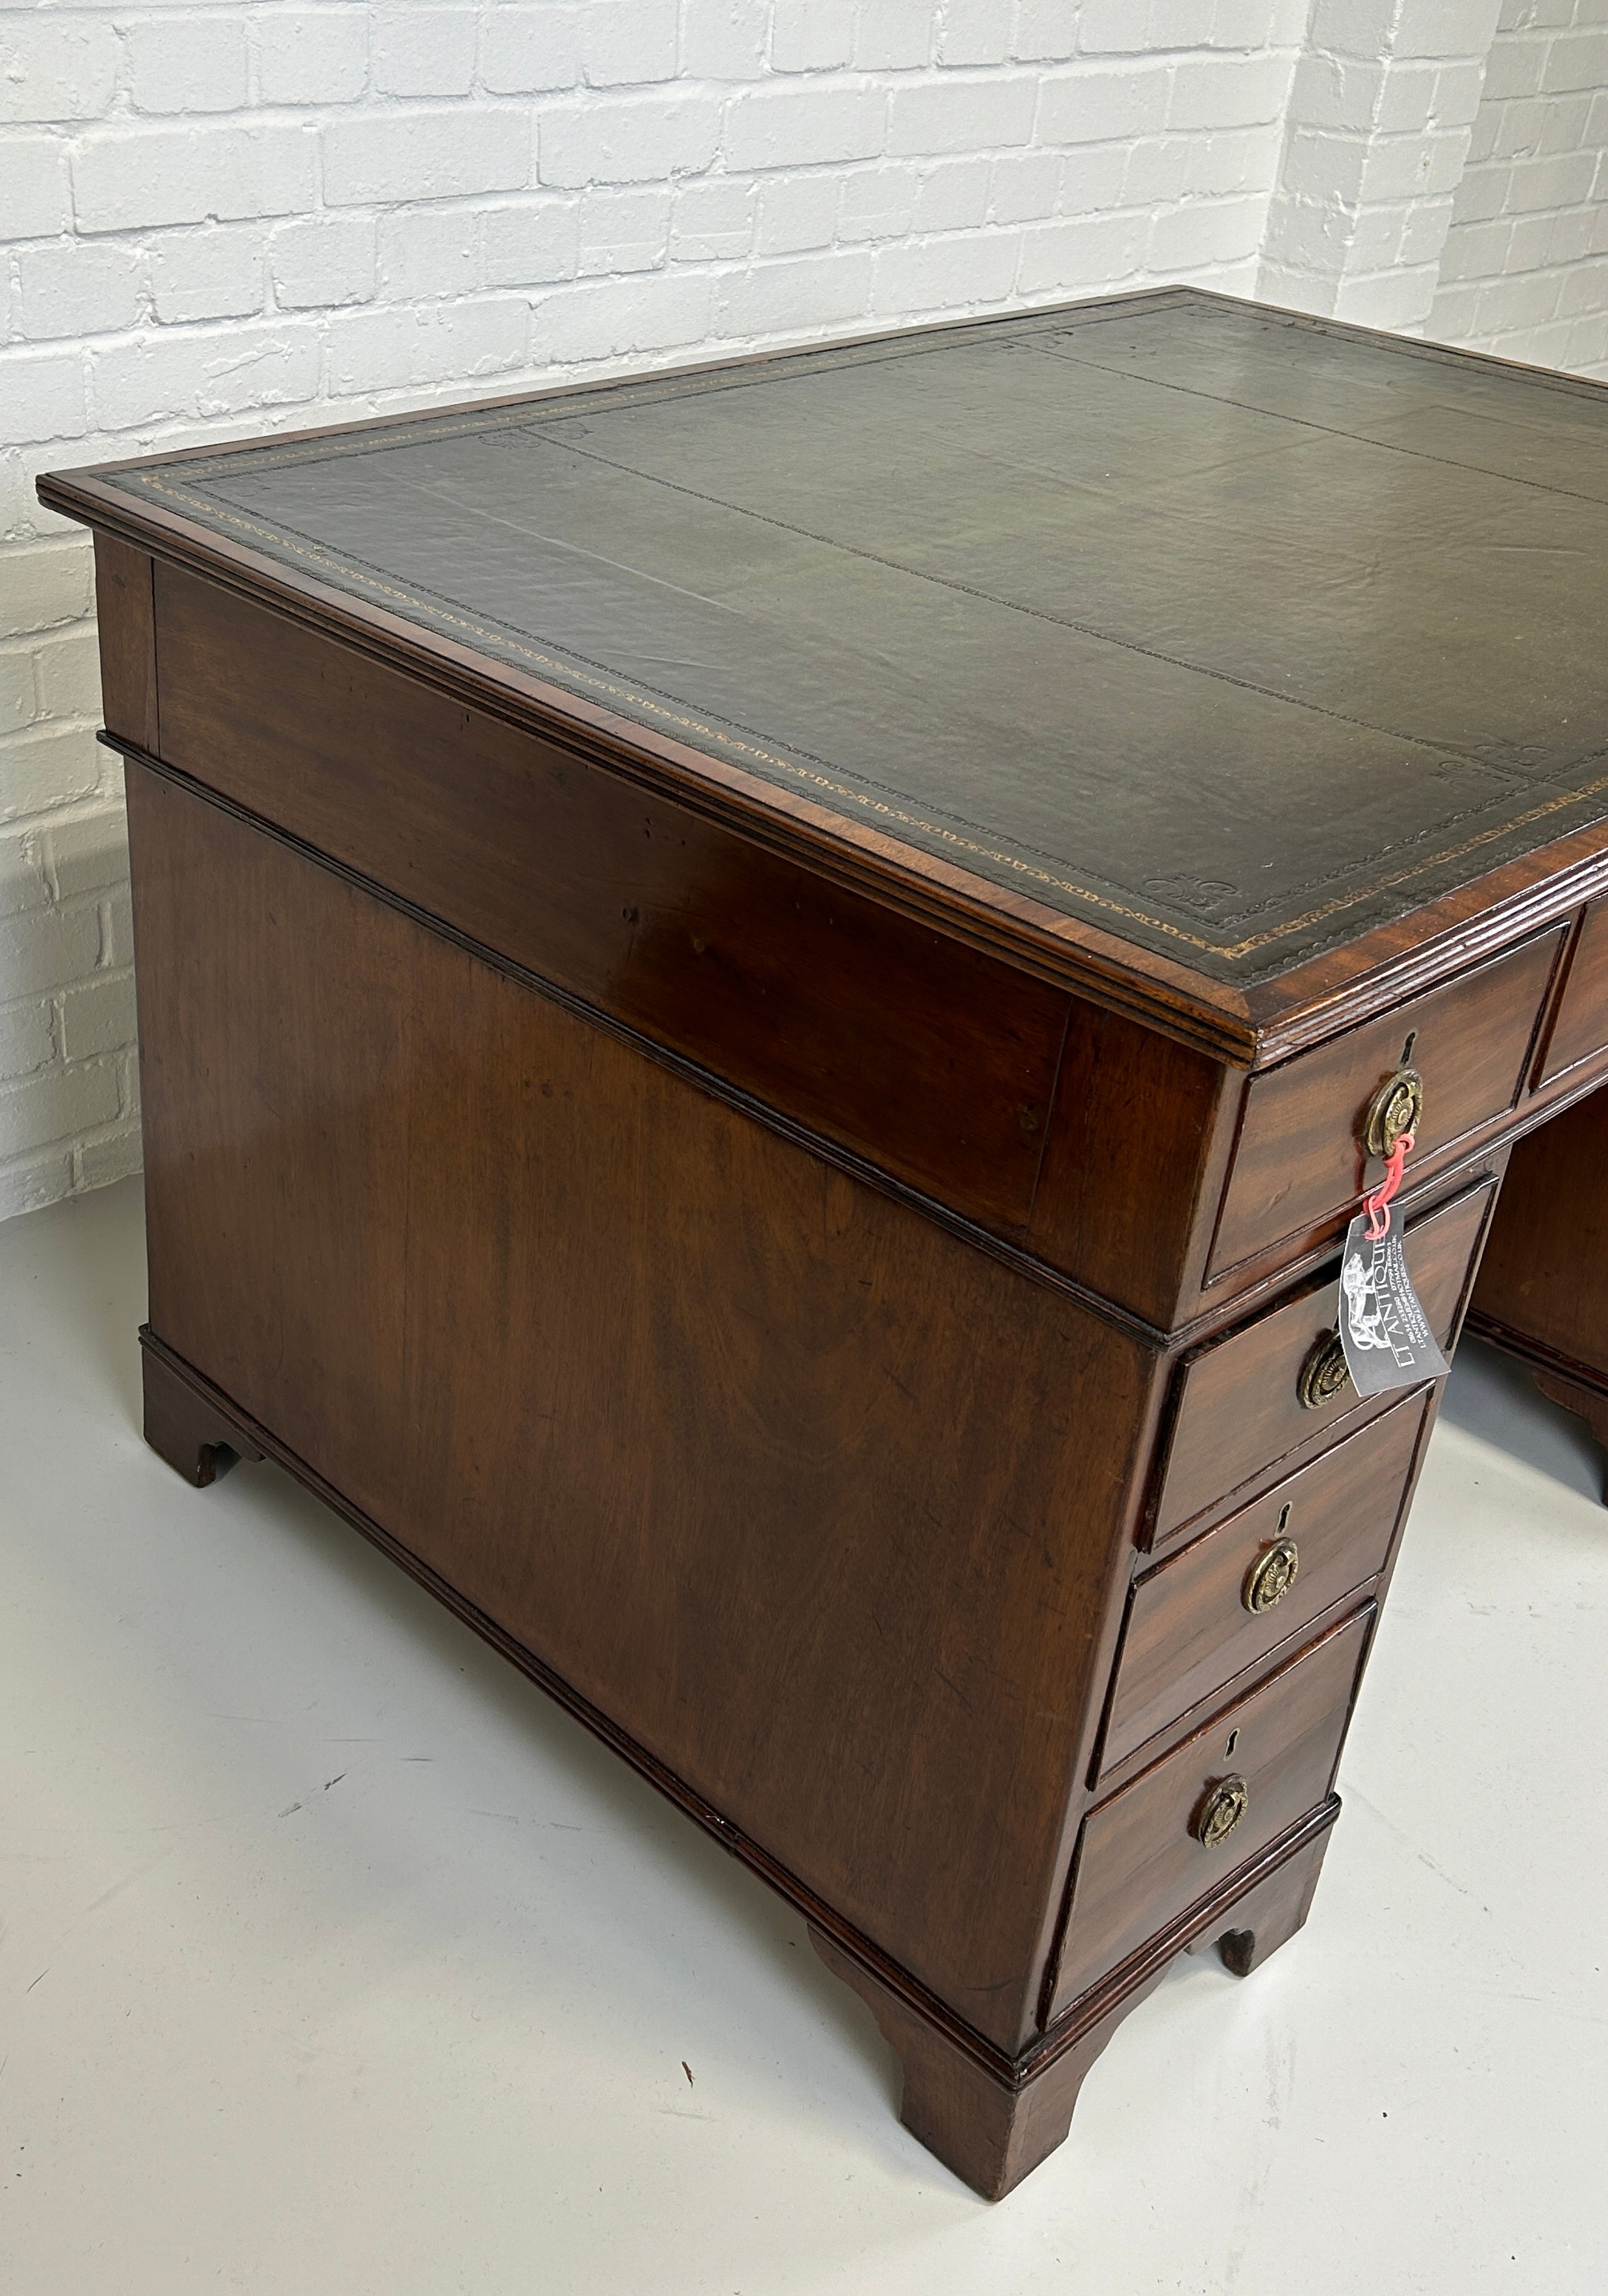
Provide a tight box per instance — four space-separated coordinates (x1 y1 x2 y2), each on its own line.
1337 1215 1449 1397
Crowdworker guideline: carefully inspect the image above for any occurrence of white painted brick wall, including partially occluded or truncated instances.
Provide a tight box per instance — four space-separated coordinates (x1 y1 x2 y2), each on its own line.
0 1 1604 1223
1258 0 1507 329
1 0 1318 1220
1428 0 1608 377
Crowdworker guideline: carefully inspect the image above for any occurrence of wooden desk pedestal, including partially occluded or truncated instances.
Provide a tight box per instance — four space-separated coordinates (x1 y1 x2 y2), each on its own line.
41 289 1608 2197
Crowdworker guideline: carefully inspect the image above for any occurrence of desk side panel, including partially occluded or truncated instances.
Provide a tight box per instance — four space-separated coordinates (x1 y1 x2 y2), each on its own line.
1471 1083 1608 1380
126 762 1155 2054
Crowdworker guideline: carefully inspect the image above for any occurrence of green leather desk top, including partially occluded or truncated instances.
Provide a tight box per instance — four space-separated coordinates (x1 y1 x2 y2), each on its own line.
71 289 1608 987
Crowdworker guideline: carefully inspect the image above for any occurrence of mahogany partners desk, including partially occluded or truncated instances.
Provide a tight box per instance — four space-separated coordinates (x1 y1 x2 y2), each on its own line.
40 289 1608 2199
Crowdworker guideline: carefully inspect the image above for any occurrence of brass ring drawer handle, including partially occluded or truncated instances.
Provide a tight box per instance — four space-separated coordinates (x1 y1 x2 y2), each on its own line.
1297 1329 1353 1410
1364 1064 1423 1158
1244 1536 1299 1614
1193 1774 1248 1850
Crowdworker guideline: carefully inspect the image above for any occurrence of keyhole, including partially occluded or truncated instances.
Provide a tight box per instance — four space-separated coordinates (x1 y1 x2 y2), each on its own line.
1224 1729 1239 1758
1277 1502 1292 1534
1401 1029 1417 1066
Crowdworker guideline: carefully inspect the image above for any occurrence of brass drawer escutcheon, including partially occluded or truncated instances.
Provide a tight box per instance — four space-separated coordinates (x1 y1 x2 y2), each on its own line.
1297 1330 1353 1410
1193 1774 1249 1850
1364 1065 1423 1158
1244 1536 1300 1614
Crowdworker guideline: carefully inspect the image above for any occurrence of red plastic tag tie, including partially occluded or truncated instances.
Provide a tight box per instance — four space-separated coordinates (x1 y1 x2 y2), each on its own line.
1363 1131 1414 1243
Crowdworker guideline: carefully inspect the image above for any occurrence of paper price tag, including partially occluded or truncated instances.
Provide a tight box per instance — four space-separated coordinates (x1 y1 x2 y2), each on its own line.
1337 1214 1449 1397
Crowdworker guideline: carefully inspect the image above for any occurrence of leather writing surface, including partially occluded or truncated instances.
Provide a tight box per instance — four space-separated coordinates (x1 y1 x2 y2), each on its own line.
101 291 1608 983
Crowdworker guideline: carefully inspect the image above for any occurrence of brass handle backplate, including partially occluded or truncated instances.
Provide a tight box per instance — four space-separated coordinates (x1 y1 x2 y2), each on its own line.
1297 1330 1353 1410
1193 1774 1249 1850
1364 1066 1423 1159
1244 1538 1299 1614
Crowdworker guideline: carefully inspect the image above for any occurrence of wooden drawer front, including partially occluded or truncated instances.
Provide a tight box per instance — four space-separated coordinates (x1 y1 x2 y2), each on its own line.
1155 1174 1494 1546
93 533 158 751
150 565 1068 1233
1208 929 1562 1281
1541 899 1608 1083
1103 1393 1428 1776
1050 1606 1370 2019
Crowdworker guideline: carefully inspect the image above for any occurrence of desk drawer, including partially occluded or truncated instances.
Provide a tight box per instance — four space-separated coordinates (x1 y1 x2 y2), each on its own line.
151 566 1069 1235
1155 1174 1494 1545
1208 929 1561 1281
1050 1606 1370 2019
1103 1393 1428 1776
1540 899 1608 1083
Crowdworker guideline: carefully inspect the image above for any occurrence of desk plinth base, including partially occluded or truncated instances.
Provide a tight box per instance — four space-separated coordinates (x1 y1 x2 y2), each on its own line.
811 1812 1334 2199
142 1331 264 1486
138 1330 1338 2202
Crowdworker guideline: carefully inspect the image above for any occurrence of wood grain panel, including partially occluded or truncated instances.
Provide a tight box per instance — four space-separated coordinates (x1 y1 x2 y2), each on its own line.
128 764 414 1537
92 533 158 751
1050 1606 1370 2017
1210 928 1561 1280
127 760 1158 2055
1101 1392 1429 1776
151 564 1069 1235
1154 1174 1496 1545
1472 1083 1608 1377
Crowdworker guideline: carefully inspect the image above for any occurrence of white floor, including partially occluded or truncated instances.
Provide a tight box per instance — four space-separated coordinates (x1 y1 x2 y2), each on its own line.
1 1176 1604 2295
